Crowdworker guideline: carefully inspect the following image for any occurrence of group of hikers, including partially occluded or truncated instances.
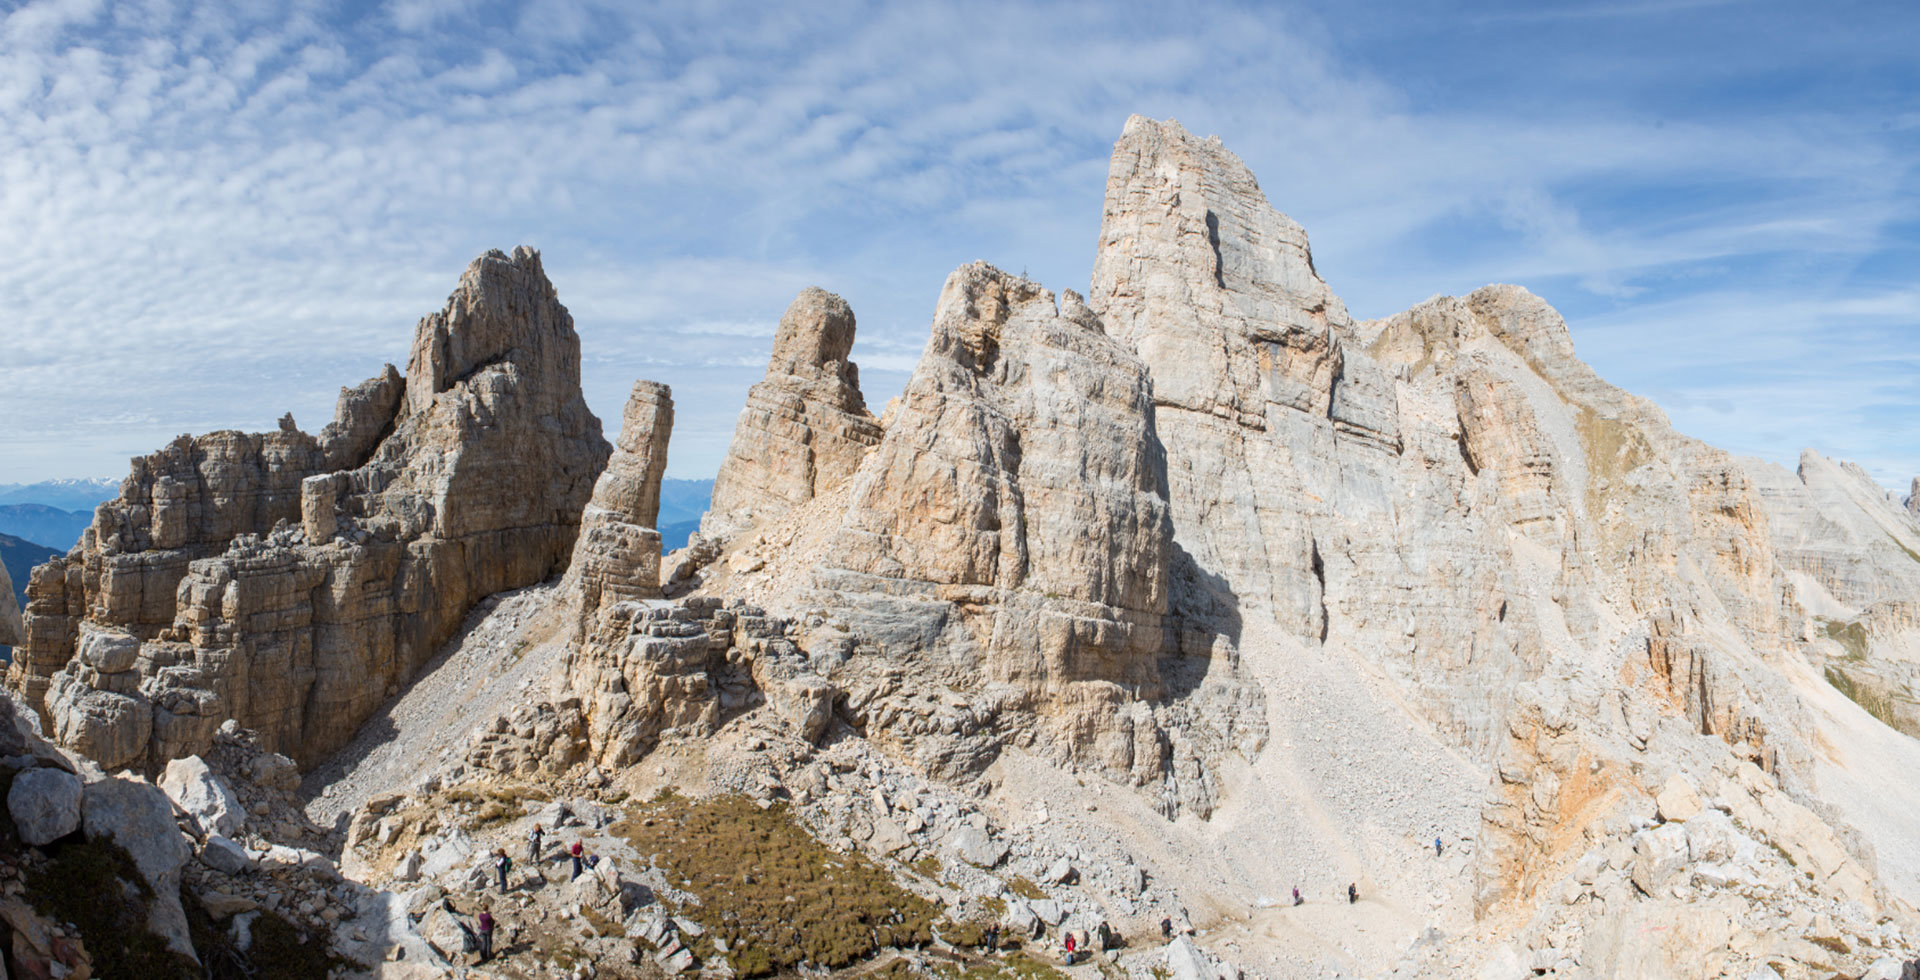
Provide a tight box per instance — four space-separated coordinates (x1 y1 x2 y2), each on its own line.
444 822 605 963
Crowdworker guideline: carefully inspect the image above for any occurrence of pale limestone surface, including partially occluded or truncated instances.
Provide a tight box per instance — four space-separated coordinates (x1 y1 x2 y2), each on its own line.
14 247 608 771
639 117 1920 978
15 114 1920 980
565 380 673 635
702 286 883 543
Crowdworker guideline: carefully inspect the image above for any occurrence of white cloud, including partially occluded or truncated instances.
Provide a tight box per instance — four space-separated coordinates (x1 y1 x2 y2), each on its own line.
0 0 1912 488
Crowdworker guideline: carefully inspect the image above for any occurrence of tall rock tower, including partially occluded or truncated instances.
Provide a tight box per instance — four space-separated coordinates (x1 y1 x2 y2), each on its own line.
13 247 610 770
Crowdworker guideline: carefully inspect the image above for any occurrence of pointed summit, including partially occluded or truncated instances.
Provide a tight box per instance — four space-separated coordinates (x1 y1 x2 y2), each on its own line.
703 287 883 542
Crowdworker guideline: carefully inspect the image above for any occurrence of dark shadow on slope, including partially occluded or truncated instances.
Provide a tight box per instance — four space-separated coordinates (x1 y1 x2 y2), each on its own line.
296 585 534 844
1156 540 1244 705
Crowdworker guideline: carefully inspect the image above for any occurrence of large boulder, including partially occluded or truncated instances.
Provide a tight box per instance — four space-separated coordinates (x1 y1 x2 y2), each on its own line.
7 767 82 845
159 755 243 837
81 775 195 960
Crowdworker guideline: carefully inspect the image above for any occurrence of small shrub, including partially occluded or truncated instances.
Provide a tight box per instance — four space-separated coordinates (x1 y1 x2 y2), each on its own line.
914 855 944 877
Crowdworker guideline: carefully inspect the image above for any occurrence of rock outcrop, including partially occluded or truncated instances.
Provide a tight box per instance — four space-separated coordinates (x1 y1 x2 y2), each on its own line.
810 264 1209 791
0 558 19 647
566 380 674 635
12 247 608 771
624 117 1920 978
702 287 883 542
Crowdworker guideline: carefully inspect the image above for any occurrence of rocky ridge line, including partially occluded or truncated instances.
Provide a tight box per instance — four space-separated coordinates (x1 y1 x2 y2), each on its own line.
11 247 609 774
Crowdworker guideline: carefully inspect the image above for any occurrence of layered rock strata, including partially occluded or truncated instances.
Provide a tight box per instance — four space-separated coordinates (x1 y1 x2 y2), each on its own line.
714 263 1258 814
701 287 883 542
565 379 673 635
470 597 823 773
649 117 1920 976
12 247 608 770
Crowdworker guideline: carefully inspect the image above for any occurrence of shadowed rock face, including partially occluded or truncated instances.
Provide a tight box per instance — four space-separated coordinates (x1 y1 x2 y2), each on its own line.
12 247 609 771
703 287 883 542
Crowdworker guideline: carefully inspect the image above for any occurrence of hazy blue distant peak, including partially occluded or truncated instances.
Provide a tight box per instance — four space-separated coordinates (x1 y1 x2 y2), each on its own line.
0 479 120 513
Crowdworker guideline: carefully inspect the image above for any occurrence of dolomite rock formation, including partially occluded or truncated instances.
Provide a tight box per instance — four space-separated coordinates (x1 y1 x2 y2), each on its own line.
814 263 1195 792
12 247 608 771
565 379 673 635
641 117 1920 978
0 560 19 647
1737 450 1920 738
702 287 883 542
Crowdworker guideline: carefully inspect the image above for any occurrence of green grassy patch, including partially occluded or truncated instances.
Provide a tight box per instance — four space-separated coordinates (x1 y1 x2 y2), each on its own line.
1825 665 1902 731
611 795 940 976
929 951 1072 980
1818 618 1871 662
1005 877 1046 901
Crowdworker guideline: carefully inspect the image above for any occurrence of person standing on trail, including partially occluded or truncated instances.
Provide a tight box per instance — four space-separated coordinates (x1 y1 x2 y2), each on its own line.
494 848 512 894
529 823 544 863
1347 882 1358 904
478 906 496 962
1292 885 1302 906
570 840 585 880
1434 837 1443 857
1160 916 1172 940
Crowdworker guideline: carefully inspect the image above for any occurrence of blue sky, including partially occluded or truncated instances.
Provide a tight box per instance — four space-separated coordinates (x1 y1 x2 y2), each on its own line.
1 0 1915 492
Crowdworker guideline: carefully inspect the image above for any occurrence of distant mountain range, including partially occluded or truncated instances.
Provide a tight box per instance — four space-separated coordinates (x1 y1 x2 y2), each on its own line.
0 478 118 512
0 475 709 554
0 504 93 551
1 532 55 611
657 478 713 552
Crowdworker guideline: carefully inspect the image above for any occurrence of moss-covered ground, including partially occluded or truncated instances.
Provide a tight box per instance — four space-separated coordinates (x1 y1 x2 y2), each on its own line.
612 793 943 976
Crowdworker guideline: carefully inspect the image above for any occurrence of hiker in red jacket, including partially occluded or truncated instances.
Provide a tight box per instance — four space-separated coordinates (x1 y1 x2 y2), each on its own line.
570 840 585 880
478 906 496 962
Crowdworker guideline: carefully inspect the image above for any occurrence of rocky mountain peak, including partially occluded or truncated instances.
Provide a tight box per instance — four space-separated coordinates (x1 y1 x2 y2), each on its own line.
702 287 883 543
767 286 867 411
403 246 573 411
11 246 608 771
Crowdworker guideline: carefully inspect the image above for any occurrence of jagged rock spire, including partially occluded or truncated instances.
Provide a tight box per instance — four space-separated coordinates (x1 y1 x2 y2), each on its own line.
567 379 673 633
703 287 882 542
0 562 20 647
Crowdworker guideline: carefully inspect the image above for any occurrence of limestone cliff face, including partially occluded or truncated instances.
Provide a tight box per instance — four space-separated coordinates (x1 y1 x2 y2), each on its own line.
702 287 883 542
13 247 608 771
1738 450 1920 738
710 263 1257 815
0 560 20 647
